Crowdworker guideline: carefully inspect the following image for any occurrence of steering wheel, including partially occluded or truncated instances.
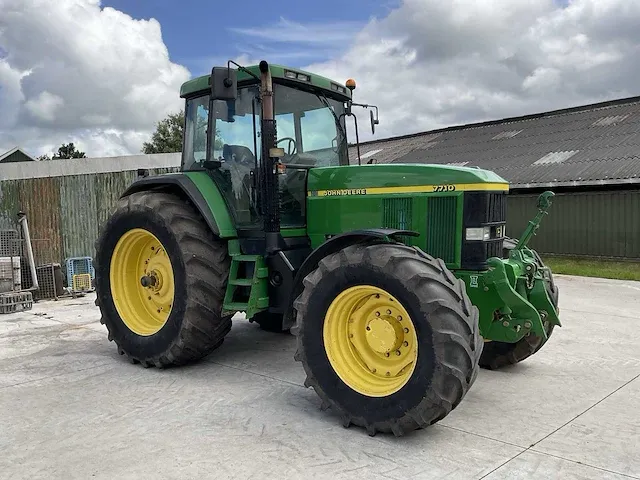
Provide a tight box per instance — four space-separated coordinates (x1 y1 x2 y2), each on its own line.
276 137 297 156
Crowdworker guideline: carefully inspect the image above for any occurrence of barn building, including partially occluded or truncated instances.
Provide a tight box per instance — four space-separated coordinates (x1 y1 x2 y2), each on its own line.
349 96 640 260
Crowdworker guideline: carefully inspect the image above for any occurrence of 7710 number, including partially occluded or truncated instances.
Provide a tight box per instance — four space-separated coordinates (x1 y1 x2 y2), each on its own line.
433 184 456 192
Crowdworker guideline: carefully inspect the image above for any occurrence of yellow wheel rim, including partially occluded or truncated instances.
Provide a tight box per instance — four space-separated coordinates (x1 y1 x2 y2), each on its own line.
110 228 174 336
323 285 418 397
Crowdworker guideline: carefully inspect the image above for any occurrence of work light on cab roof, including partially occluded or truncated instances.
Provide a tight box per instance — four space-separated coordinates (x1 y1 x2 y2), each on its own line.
94 57 561 438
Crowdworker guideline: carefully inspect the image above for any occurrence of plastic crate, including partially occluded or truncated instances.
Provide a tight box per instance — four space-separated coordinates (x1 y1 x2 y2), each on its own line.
65 257 95 288
72 273 93 292
0 291 33 314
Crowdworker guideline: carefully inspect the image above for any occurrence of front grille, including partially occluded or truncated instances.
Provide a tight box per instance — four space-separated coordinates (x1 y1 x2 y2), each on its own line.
425 196 457 264
461 191 507 270
486 240 503 259
382 197 416 246
382 197 413 230
487 193 507 223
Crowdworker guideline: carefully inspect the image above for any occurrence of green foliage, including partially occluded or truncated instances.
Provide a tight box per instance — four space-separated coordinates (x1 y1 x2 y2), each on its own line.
54 142 86 159
142 111 185 154
142 110 224 154
38 143 86 161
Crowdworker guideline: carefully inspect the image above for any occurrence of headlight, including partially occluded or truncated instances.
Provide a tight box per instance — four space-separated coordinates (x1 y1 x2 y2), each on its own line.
466 226 491 241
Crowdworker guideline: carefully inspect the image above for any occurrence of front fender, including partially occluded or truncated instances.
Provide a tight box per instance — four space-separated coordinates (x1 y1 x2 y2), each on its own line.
122 171 237 238
282 228 419 330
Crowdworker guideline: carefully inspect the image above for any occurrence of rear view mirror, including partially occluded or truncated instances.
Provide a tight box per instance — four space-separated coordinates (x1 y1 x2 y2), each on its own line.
370 109 379 134
211 66 237 100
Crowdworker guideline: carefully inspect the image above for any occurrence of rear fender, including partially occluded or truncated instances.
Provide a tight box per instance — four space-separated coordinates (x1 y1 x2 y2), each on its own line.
121 172 237 238
282 228 419 330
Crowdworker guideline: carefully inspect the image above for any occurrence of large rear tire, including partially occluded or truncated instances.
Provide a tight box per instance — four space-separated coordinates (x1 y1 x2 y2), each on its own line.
94 191 232 367
479 238 558 370
292 243 482 436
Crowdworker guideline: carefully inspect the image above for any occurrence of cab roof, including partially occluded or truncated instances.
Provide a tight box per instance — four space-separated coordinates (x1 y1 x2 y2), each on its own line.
179 63 352 101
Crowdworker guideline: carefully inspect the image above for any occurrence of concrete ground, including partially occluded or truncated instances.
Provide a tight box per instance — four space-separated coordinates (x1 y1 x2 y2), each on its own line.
1 275 639 480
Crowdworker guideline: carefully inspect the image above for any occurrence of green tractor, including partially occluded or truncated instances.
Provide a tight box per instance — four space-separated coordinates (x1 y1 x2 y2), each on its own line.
94 60 560 436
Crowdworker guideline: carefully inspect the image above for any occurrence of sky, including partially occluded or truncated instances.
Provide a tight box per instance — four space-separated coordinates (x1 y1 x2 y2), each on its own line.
2 0 640 158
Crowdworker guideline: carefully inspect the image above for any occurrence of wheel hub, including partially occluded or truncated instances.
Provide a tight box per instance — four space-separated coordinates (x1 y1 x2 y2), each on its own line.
140 273 157 288
110 228 175 336
365 316 403 354
323 285 418 397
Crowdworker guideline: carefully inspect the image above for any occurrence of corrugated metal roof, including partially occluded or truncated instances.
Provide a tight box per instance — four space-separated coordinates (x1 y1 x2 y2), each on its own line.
348 96 640 188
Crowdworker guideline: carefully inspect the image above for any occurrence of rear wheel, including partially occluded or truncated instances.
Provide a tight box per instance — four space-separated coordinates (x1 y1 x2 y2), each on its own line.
94 191 232 367
479 238 558 370
292 243 482 436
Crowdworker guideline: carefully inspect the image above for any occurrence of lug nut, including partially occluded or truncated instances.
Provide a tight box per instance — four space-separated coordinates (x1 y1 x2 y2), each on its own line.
403 341 409 347
396 350 401 356
366 326 371 331
386 372 390 376
524 322 532 329
387 309 392 315
375 311 380 316
397 315 402 321
385 352 390 357
404 328 409 333
503 321 510 327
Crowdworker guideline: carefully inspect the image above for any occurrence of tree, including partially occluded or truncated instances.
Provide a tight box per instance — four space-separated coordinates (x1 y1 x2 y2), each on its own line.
53 142 86 159
142 111 184 154
142 110 225 154
37 143 86 161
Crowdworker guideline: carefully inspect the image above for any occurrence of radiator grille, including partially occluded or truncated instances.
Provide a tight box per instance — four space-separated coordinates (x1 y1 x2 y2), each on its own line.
426 196 457 263
382 197 416 246
382 197 413 231
487 240 503 259
488 193 507 223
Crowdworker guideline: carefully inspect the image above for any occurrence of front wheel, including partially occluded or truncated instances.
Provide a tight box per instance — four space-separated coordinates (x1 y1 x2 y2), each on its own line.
292 243 482 436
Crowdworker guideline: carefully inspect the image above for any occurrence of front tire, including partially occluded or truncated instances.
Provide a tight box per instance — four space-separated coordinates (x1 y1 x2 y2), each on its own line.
292 243 482 436
94 191 232 367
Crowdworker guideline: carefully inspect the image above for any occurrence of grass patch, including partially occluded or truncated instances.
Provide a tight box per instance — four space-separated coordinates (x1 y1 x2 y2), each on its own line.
542 256 640 282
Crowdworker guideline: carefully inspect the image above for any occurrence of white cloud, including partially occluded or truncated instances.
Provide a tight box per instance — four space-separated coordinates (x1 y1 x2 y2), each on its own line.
292 0 640 143
0 0 190 157
4 0 640 158
25 91 65 122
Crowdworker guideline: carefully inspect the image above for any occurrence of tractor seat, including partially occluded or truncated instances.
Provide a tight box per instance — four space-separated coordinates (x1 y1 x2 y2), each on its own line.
223 144 256 167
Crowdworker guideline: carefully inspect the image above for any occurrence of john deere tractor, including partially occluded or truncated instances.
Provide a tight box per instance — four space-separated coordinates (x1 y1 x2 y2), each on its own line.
94 60 560 436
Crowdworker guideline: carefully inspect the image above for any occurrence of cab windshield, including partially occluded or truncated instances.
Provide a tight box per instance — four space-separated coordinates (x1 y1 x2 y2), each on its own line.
182 82 348 227
272 83 348 167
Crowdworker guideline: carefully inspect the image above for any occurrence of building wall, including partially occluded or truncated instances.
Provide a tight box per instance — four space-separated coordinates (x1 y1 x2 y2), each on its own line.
507 189 640 260
0 153 180 265
2 152 639 263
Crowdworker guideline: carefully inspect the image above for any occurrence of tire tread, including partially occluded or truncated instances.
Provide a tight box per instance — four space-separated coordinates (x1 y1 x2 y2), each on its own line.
292 242 482 436
94 191 232 368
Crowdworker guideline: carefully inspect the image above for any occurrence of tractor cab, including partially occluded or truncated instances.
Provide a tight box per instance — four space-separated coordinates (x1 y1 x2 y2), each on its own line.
179 63 359 232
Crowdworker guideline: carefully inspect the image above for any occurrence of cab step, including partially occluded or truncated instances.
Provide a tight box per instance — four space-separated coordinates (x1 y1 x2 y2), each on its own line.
223 240 270 318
